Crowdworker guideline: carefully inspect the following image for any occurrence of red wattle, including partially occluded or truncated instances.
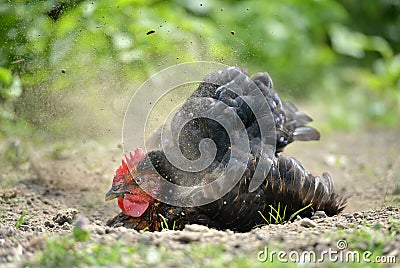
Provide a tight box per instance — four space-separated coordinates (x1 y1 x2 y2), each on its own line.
117 194 149 217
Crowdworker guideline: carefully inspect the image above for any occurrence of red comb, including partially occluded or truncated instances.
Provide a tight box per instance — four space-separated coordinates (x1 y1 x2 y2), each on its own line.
125 148 147 171
116 148 147 175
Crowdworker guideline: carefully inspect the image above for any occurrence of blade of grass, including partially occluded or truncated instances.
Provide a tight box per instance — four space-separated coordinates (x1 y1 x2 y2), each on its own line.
288 203 313 222
258 211 270 224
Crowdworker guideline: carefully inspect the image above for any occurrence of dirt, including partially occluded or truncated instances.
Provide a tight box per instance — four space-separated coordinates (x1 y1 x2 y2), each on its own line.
0 129 400 266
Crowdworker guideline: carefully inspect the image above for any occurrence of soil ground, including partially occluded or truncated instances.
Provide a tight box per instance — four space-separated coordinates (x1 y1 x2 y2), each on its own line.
1 128 399 266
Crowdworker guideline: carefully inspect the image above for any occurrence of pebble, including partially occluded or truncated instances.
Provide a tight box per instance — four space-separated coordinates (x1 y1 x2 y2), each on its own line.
300 218 317 228
255 233 268 241
94 226 105 235
314 211 327 218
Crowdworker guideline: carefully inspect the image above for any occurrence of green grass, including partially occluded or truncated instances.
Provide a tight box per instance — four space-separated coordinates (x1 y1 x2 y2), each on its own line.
28 218 399 268
15 210 42 228
29 229 272 268
158 213 176 231
258 203 313 225
329 223 398 266
388 217 400 236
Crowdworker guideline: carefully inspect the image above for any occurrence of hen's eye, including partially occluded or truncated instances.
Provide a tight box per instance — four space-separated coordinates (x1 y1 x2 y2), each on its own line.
135 177 143 185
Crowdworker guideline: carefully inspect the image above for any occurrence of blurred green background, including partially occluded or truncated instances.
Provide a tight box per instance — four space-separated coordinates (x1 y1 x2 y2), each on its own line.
1 0 399 143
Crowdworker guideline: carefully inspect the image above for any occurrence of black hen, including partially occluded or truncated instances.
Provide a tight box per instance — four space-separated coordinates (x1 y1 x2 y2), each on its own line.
105 66 346 232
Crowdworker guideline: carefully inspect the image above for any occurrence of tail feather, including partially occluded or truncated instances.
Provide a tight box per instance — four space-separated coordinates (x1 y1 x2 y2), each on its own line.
275 156 347 217
293 126 320 141
294 111 313 126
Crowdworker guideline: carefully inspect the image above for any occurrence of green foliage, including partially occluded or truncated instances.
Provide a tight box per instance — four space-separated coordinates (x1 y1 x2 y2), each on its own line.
73 226 91 242
34 236 126 267
0 66 22 137
0 0 399 139
389 217 400 236
333 225 387 256
32 234 269 268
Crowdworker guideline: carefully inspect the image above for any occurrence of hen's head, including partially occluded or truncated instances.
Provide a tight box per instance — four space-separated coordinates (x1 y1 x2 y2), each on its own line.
105 148 162 217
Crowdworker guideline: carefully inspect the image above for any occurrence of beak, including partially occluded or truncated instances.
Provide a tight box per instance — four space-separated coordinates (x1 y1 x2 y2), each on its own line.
105 186 124 201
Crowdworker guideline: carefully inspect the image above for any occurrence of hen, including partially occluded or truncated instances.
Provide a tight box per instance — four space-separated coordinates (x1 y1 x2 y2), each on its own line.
105 67 346 232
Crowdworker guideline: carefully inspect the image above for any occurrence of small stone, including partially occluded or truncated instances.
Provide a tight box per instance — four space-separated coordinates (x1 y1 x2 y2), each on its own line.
94 226 105 235
255 233 268 241
295 215 302 221
300 218 317 228
314 211 327 218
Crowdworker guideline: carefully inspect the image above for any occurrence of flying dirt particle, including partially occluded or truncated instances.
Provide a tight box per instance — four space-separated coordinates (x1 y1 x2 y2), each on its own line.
61 69 66 73
146 29 155 35
230 31 235 35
